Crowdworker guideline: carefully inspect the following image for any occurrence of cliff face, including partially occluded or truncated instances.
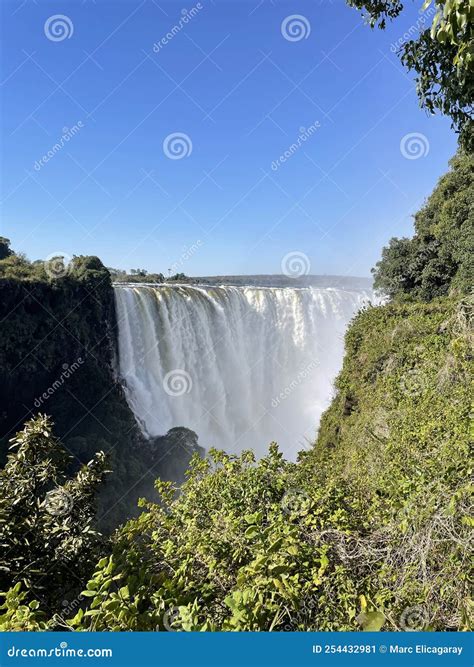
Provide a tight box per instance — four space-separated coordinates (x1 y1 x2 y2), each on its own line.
0 268 201 529
0 272 116 449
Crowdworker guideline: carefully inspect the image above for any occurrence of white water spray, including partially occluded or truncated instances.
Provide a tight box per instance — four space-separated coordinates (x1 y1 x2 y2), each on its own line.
114 284 372 459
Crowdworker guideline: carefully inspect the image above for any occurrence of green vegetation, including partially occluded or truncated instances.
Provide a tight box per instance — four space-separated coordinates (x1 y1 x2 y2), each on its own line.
110 270 194 284
1 293 471 632
0 237 13 261
347 0 473 149
372 148 473 300
0 147 472 631
0 415 106 625
66 296 474 631
0 242 185 285
109 267 166 283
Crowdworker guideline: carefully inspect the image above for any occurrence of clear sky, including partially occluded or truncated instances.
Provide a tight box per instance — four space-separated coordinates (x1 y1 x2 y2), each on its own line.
1 0 457 277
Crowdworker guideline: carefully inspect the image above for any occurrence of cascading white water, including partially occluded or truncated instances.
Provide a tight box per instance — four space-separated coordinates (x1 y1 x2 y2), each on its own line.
114 284 372 460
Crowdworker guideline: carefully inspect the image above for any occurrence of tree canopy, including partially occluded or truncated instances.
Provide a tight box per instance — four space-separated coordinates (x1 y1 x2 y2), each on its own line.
347 0 473 149
372 147 473 300
0 238 13 261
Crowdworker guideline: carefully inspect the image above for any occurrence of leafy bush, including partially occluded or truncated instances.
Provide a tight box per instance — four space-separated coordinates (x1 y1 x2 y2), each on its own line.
0 584 48 632
346 0 473 149
69 447 367 631
0 415 107 621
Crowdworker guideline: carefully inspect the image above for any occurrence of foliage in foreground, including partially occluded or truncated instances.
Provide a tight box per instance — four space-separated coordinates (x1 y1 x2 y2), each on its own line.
0 416 107 629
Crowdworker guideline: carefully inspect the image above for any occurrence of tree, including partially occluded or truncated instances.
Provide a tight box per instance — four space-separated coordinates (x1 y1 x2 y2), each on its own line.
371 237 418 299
0 237 13 261
0 415 107 612
372 147 474 299
0 253 34 280
347 0 473 148
169 272 188 282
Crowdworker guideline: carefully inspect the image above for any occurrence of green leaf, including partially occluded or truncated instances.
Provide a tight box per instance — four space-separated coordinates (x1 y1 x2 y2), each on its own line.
268 563 289 576
357 611 385 631
268 537 284 553
119 586 130 600
244 525 259 539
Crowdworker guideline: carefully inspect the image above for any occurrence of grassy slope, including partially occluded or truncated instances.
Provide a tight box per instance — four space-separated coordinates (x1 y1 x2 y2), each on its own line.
298 296 473 629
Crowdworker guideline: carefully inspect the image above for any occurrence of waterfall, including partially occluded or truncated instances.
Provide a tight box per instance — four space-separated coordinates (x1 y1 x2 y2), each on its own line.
114 283 372 460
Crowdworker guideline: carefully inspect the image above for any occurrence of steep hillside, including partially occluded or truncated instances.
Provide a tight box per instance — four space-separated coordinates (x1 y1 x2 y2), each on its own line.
298 295 473 629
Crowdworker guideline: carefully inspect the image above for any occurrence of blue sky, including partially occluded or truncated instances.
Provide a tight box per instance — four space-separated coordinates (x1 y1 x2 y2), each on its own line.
1 0 457 277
